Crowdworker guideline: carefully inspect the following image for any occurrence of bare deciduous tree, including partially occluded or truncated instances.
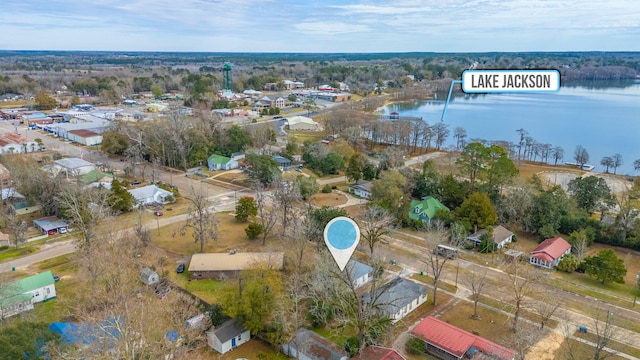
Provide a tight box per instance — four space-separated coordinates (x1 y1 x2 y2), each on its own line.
253 181 278 245
179 187 218 253
273 177 301 236
360 205 393 256
507 261 540 333
423 237 450 306
56 185 112 251
465 270 488 319
532 297 562 330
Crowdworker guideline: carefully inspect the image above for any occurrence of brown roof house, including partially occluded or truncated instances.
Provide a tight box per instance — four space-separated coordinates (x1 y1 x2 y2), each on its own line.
467 225 514 249
350 346 406 360
529 237 572 269
188 252 284 280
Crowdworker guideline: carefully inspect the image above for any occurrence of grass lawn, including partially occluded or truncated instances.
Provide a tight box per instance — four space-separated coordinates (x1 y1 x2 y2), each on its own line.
0 244 41 262
311 192 348 207
574 329 640 358
556 337 628 360
151 211 265 256
438 301 546 351
409 273 457 294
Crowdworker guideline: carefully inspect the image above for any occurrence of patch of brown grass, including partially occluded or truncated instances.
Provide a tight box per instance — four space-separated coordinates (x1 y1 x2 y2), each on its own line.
312 192 348 207
151 212 266 256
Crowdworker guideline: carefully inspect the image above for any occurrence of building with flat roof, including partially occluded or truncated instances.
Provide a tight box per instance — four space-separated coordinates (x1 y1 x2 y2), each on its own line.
188 252 284 280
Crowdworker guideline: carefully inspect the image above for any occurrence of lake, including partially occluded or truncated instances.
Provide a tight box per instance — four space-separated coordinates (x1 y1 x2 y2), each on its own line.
383 80 640 175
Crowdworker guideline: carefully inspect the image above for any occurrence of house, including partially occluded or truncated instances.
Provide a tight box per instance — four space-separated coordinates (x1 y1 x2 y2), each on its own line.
529 237 572 269
206 319 250 354
273 155 292 171
188 252 285 280
467 225 514 249
349 180 372 200
207 154 238 171
230 152 245 161
411 316 516 360
282 327 349 360
127 185 174 207
1 188 25 202
408 196 449 225
286 116 323 131
1 271 56 319
33 216 69 235
362 278 428 322
53 157 96 176
346 260 373 289
140 267 159 285
0 133 38 154
0 163 11 187
350 346 406 360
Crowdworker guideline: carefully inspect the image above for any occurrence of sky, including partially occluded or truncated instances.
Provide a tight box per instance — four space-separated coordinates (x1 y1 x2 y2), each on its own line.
1 0 639 53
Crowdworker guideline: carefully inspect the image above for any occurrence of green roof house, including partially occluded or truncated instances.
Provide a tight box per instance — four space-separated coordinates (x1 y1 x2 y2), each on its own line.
207 154 238 171
1 270 56 319
408 196 449 224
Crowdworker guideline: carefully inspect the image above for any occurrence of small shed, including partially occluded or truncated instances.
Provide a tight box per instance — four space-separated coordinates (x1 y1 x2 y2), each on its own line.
206 319 250 354
140 267 159 285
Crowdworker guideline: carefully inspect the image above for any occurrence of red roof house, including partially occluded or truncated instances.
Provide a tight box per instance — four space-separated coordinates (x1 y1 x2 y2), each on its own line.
529 237 572 269
411 316 515 360
350 345 406 360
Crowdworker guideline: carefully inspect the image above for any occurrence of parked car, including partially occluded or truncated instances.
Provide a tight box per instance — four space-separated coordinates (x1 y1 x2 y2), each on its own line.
59 227 67 234
176 263 185 273
47 230 56 235
53 275 60 282
154 210 163 216
131 180 141 185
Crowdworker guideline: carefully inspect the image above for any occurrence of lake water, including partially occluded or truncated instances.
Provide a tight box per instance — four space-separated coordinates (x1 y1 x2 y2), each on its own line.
384 80 640 175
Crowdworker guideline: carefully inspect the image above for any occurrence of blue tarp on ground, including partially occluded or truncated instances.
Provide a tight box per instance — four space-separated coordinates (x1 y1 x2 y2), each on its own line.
49 316 123 347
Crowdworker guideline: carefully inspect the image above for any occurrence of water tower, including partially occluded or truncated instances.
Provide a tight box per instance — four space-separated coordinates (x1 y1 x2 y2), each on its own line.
223 63 232 91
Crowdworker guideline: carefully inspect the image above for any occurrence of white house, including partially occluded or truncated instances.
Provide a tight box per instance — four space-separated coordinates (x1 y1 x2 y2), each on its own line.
363 278 428 322
530 237 572 269
467 225 514 249
349 180 373 200
127 185 174 207
207 154 238 171
347 260 373 289
140 267 159 285
1 271 56 319
206 319 250 354
53 157 96 176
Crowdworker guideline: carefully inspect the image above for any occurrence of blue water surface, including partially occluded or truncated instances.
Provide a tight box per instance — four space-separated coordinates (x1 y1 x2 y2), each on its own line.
384 81 640 174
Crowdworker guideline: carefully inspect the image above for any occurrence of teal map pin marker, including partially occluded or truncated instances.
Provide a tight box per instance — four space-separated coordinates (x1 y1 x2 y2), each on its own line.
324 217 360 271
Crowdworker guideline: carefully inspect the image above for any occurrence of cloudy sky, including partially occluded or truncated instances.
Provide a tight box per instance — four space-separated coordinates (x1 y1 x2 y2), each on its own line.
1 0 638 52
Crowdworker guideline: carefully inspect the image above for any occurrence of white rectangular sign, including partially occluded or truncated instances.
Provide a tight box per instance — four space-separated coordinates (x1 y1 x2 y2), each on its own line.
462 70 560 93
